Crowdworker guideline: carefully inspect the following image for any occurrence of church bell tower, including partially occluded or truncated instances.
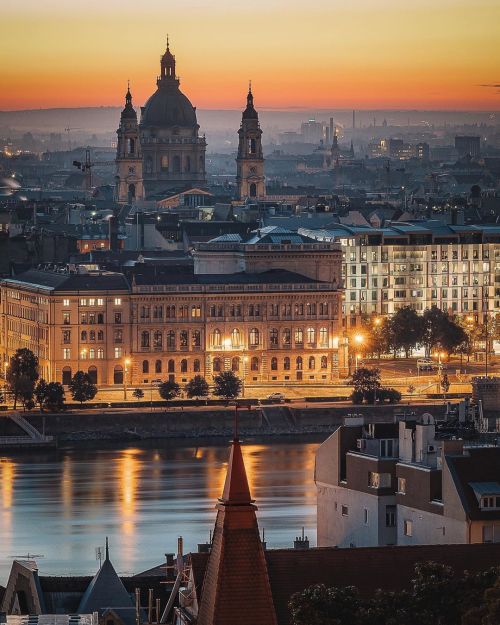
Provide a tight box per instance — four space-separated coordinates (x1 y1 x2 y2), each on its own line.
236 84 265 200
115 84 144 204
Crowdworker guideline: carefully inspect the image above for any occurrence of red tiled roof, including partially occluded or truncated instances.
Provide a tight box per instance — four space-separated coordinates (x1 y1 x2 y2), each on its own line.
190 543 500 625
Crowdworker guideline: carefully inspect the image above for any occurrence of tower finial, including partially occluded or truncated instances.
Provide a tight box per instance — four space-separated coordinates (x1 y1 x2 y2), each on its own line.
167 33 169 50
248 79 252 94
105 536 109 561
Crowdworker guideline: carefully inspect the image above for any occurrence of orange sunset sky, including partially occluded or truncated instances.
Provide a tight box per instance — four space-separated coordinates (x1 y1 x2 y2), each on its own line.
1 0 499 111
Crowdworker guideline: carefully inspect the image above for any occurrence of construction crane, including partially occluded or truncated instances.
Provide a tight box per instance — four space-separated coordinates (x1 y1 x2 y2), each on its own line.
72 148 115 191
10 553 45 560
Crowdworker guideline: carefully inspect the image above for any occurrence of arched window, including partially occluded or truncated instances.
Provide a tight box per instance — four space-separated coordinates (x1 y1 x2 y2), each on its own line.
181 359 188 373
232 357 240 372
212 329 221 348
295 328 303 345
62 366 72 385
306 303 316 316
231 328 240 348
249 183 257 197
141 331 150 348
271 357 278 371
193 359 201 373
155 359 162 374
153 331 163 349
249 328 260 346
296 356 303 370
269 328 279 346
282 328 291 346
321 356 328 369
173 155 181 173
167 331 176 349
192 330 201 347
251 357 259 371
88 366 97 384
97 348 104 359
319 327 328 346
81 330 87 341
180 330 188 347
168 359 175 373
114 365 124 384
97 313 104 324
213 357 222 372
89 348 95 359
166 305 176 319
308 356 315 370
128 183 136 202
306 327 316 345
283 357 290 371
185 156 191 172
160 155 169 171
89 331 95 341
320 302 328 315
97 330 104 341
142 360 149 374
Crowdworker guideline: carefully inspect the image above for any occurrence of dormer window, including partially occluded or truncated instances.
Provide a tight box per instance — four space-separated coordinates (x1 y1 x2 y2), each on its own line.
470 482 500 510
481 496 500 510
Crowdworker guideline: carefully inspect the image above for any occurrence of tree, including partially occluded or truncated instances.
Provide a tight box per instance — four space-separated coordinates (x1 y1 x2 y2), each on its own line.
68 371 97 405
34 379 65 412
362 318 391 359
132 388 144 401
349 367 381 403
421 306 466 357
158 379 181 402
289 584 361 625
389 307 423 358
6 348 39 409
213 371 242 401
185 375 209 401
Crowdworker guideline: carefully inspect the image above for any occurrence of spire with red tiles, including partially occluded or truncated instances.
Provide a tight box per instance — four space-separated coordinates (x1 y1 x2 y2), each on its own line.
196 435 277 625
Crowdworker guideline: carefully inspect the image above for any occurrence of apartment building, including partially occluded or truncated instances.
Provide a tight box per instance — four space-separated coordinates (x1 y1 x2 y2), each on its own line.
315 416 500 548
300 220 500 329
0 230 345 387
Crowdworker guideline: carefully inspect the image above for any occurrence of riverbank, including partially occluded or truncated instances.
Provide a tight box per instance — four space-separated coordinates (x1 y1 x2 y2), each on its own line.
16 402 451 443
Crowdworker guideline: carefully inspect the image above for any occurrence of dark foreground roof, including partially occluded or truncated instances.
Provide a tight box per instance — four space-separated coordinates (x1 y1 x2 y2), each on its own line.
3 270 130 292
190 542 500 625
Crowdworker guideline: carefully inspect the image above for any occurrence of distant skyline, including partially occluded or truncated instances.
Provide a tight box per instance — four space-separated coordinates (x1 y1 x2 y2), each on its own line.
2 0 499 111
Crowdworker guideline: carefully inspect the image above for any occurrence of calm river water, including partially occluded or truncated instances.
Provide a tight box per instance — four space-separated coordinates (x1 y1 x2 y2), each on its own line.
0 437 322 582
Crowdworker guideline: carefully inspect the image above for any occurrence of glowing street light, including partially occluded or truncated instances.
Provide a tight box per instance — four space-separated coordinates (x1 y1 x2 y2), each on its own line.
124 357 131 400
354 334 364 345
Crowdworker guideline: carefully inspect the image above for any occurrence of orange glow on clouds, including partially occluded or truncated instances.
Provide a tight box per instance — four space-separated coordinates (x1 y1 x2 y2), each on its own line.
1 0 499 110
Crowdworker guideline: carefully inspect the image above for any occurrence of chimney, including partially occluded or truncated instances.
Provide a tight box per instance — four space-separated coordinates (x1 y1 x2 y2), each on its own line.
293 527 310 550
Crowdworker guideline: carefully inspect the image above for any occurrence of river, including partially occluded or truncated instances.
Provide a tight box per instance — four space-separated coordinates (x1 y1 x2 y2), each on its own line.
0 437 322 582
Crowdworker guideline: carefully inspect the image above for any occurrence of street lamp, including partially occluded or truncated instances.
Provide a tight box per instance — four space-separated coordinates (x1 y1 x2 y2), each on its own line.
124 358 130 400
355 353 361 371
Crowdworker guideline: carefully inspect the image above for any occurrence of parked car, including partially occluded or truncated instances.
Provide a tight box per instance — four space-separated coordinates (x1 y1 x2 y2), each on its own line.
267 392 286 402
417 359 437 371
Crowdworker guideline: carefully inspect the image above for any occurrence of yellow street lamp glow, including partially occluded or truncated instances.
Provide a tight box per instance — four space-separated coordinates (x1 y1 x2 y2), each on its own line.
373 318 381 326
354 334 364 344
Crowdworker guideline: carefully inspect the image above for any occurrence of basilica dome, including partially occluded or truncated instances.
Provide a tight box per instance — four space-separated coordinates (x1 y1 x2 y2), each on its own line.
141 86 197 128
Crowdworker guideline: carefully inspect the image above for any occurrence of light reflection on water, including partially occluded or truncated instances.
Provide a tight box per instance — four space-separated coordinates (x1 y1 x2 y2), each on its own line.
0 438 320 581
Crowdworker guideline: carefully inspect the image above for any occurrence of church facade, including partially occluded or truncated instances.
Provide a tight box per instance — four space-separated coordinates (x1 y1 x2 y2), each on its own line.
115 42 207 202
236 86 265 200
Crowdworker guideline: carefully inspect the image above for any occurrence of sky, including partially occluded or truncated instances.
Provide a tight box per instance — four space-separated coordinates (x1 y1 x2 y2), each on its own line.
1 0 499 111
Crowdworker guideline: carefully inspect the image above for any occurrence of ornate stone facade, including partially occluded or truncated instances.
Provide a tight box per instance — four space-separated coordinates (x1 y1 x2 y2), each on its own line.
236 86 265 200
115 85 144 203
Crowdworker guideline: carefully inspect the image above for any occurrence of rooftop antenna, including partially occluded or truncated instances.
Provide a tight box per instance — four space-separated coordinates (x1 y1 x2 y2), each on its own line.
10 553 44 560
95 545 104 568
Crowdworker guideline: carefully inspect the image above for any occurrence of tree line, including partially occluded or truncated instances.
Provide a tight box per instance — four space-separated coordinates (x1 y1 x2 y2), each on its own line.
364 305 471 359
3 348 244 411
289 561 500 625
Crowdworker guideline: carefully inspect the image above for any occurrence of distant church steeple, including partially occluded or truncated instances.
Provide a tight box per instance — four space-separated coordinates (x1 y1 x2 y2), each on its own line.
236 83 265 200
115 83 144 204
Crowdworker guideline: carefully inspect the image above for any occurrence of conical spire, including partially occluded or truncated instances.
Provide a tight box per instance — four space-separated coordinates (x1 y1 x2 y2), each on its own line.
243 82 258 120
220 438 253 505
105 536 109 561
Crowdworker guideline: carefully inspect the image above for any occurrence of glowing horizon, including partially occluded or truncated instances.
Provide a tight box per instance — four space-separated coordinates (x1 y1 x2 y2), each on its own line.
1 0 499 111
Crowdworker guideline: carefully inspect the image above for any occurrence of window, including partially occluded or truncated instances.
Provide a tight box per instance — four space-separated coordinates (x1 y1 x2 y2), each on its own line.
63 312 70 325
482 525 500 543
386 505 396 527
62 330 71 344
193 359 200 373
114 365 123 385
404 520 413 537
63 298 70 307
63 348 71 360
380 439 395 457
271 357 278 371
89 330 95 341
306 327 315 345
296 356 303 370
114 298 122 306
97 348 104 359
62 366 72 385
481 496 500 510
168 359 175 373
249 328 260 346
319 327 328 346
114 329 123 344
114 347 122 359
231 328 240 347
308 356 315 370
364 508 369 525
141 331 150 348
212 329 221 348
191 306 201 318
284 357 290 371
89 348 95 359
167 331 176 349
282 328 291 346
368 472 391 488
398 477 406 494
321 356 328 369
114 312 122 324
143 360 149 374
153 331 163 349
231 357 240 372
341 505 348 517
88 298 96 307
97 298 104 306
213 357 222 372
153 305 163 319
270 328 279 346
181 359 188 373
251 357 259 372
180 330 188 347
295 328 303 345
80 298 87 306
192 330 201 347
166 305 176 319
155 360 162 374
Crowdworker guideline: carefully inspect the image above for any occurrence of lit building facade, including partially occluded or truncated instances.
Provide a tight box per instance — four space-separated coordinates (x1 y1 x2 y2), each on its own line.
300 221 500 329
